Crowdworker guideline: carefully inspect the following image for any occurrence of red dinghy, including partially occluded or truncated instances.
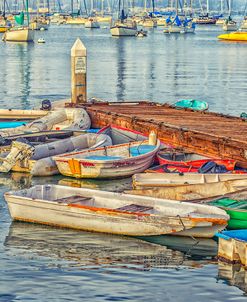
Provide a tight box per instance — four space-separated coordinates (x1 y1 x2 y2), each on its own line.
157 151 236 171
146 163 247 174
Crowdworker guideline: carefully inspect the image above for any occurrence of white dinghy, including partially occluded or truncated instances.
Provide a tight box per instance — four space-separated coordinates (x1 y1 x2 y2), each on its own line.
53 139 160 179
4 185 229 237
0 108 91 137
0 133 112 176
133 173 247 189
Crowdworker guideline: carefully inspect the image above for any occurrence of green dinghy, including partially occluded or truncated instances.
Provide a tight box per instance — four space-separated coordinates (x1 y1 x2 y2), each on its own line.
174 99 209 111
209 198 247 229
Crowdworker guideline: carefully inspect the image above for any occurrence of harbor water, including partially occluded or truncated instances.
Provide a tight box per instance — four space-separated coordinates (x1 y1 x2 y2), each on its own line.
0 25 247 301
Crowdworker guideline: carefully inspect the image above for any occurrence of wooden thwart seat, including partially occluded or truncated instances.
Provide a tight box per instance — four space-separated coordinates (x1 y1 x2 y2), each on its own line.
55 195 94 205
116 203 153 213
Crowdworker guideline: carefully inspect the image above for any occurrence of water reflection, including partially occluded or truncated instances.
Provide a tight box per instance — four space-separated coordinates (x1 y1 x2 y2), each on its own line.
141 235 218 257
115 38 127 101
0 172 62 191
1 26 247 114
4 222 214 271
218 261 247 294
0 172 132 192
4 43 34 109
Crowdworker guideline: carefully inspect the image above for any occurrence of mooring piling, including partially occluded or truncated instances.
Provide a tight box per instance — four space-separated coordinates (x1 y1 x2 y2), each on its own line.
71 38 87 104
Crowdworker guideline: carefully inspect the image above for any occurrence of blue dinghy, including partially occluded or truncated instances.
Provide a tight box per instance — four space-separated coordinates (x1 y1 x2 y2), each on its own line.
216 230 247 266
0 121 27 129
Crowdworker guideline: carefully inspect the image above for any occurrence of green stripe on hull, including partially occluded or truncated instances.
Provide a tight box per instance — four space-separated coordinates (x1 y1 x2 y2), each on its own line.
209 198 247 230
227 218 247 230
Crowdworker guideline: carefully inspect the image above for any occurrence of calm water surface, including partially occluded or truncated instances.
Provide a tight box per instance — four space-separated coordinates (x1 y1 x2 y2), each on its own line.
0 25 247 301
0 24 246 113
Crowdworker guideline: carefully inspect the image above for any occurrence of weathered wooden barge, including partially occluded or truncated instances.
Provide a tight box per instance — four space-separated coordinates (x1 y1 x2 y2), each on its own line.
67 101 247 167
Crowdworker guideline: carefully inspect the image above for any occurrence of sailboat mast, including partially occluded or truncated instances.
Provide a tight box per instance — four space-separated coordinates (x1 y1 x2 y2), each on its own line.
83 0 88 15
47 0 50 15
101 0 104 16
90 0 93 13
3 0 6 18
220 0 223 14
71 0 73 15
118 0 121 18
152 0 154 13
206 0 209 14
26 0 30 25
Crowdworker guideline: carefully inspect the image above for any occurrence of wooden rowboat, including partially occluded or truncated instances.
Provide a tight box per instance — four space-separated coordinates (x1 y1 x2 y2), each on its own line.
4 184 229 237
132 173 247 190
53 139 160 179
127 179 247 202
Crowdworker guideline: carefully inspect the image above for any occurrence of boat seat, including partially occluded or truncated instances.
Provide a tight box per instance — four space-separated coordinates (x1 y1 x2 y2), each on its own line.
115 204 153 213
84 155 123 160
130 145 156 157
54 195 94 205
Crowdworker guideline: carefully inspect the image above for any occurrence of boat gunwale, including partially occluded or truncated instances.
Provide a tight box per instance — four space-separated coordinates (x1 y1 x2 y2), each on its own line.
4 185 229 220
53 140 160 163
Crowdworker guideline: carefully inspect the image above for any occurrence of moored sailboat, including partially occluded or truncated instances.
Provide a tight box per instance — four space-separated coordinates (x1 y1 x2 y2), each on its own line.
2 1 34 42
222 0 237 31
110 1 137 36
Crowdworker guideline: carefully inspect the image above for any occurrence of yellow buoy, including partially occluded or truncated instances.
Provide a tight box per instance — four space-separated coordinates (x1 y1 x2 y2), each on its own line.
148 131 157 145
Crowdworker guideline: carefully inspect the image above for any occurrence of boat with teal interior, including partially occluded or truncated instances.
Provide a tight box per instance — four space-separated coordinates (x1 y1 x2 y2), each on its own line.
174 99 209 111
0 121 27 129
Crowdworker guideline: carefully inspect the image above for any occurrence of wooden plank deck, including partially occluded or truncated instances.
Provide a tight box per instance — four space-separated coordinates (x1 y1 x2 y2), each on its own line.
71 101 247 166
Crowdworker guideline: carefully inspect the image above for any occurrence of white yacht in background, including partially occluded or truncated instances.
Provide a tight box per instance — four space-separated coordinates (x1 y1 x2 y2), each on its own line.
110 2 137 37
110 19 137 36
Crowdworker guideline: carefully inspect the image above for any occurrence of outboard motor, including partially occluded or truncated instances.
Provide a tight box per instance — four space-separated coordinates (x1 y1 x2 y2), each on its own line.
40 99 52 111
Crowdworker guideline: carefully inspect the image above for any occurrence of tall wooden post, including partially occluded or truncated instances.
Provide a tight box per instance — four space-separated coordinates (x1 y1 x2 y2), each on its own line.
71 38 87 104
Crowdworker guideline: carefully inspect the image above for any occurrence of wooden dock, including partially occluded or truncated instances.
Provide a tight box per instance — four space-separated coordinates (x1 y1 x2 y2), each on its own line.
72 101 247 167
